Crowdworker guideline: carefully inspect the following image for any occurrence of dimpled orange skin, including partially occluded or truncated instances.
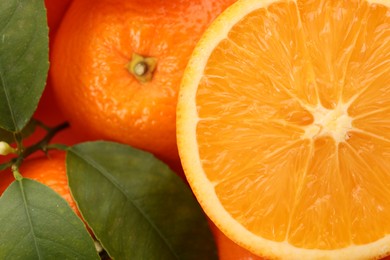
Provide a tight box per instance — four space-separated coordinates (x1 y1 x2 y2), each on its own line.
0 151 80 218
50 0 237 164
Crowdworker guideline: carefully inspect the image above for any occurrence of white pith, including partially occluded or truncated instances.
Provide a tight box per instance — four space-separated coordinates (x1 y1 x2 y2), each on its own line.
303 103 354 143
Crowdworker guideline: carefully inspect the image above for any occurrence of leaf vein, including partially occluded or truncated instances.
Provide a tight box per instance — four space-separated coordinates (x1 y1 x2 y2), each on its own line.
18 179 43 259
70 149 180 259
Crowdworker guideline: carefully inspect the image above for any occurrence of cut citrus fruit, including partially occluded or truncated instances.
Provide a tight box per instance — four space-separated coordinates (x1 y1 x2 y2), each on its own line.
177 0 390 259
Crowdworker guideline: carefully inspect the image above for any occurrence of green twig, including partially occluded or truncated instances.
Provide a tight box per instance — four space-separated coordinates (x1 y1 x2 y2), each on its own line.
0 121 70 175
13 121 70 169
11 164 23 181
35 120 52 132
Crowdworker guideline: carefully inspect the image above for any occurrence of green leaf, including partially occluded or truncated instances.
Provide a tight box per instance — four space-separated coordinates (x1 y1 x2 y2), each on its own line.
0 179 99 259
0 0 49 132
67 141 218 260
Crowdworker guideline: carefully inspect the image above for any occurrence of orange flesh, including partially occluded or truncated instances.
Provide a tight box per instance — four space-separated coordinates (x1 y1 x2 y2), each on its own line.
195 0 390 249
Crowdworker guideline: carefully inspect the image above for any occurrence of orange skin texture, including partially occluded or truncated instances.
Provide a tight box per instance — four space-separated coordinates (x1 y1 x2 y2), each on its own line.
50 0 237 166
0 152 79 218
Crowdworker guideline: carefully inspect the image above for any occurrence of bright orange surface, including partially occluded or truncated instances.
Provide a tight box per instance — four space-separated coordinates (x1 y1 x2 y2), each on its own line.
177 0 390 258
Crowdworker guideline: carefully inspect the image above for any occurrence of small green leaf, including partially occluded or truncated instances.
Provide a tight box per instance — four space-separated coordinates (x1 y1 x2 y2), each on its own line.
67 141 218 260
0 0 49 132
0 179 99 259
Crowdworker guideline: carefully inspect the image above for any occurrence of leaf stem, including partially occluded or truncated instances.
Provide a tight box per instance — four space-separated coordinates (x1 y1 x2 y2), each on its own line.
0 121 70 175
11 164 23 181
35 120 52 132
12 121 70 171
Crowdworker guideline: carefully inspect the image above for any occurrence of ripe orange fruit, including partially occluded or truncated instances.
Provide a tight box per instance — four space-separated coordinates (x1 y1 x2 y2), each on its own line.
177 0 390 259
0 151 80 218
49 0 237 166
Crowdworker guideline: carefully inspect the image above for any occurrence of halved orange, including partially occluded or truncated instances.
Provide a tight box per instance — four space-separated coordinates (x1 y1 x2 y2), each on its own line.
177 0 390 259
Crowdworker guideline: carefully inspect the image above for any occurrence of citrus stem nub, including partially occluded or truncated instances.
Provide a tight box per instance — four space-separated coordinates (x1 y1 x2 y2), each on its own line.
127 53 157 83
0 141 17 156
11 165 23 181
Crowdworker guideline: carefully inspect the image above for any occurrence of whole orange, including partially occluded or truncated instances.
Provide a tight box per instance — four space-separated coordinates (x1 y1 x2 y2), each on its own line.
49 0 237 165
0 151 80 218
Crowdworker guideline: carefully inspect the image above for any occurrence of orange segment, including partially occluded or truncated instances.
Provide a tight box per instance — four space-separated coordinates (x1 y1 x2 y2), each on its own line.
177 0 390 258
